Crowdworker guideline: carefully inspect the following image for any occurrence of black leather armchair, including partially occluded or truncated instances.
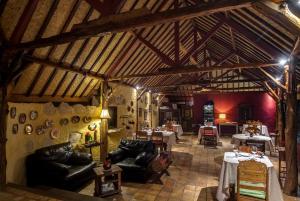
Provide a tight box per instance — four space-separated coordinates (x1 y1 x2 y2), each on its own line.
26 142 96 190
108 139 157 182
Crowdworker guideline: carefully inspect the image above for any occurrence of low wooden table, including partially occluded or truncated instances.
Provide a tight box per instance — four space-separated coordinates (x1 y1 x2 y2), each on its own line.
93 165 122 197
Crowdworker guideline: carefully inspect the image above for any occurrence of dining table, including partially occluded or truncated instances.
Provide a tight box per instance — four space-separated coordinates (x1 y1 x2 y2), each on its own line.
216 152 283 201
198 126 219 143
232 134 274 152
242 124 269 136
133 130 176 151
172 124 183 137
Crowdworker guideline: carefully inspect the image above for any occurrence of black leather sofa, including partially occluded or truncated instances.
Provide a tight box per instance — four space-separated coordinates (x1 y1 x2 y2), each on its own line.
26 142 96 190
108 139 157 182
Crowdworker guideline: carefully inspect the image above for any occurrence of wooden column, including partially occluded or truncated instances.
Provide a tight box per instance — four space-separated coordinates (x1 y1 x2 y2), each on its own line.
277 89 285 145
100 81 109 162
0 82 8 190
283 56 298 195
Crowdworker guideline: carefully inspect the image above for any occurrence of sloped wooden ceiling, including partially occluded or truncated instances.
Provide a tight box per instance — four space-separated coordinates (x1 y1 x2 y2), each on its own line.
0 0 299 101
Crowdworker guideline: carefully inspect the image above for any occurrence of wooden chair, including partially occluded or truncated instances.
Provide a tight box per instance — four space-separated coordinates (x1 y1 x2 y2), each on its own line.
237 160 268 201
278 147 287 188
239 146 251 153
202 127 217 146
136 131 149 141
151 131 166 152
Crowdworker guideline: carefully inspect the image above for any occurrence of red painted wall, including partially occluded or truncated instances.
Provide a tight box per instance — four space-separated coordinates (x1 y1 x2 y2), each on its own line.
192 92 276 132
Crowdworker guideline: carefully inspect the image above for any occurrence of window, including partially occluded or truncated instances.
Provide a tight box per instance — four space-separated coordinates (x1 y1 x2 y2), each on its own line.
108 107 117 129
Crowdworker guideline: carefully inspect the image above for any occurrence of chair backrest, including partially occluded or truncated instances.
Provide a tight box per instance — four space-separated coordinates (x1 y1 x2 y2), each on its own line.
136 131 149 140
239 146 251 153
151 131 164 142
203 127 214 136
237 160 268 201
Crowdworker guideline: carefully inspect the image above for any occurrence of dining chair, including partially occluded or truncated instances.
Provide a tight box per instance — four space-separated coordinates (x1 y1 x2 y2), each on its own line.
237 160 268 201
239 146 251 153
136 131 149 141
151 131 167 152
202 127 217 146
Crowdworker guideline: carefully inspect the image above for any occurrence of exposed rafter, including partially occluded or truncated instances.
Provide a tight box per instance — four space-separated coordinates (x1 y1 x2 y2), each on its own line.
131 31 175 66
23 56 104 81
8 0 255 51
112 62 279 79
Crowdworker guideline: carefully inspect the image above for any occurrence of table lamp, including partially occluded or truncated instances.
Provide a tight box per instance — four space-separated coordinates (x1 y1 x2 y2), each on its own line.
219 113 226 120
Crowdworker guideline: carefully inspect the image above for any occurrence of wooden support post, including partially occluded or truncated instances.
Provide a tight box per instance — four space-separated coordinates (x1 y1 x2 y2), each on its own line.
0 82 8 190
100 81 109 162
283 56 298 195
277 88 285 145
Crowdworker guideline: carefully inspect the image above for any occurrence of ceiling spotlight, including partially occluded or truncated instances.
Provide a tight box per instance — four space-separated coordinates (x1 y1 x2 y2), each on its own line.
136 86 140 90
149 90 152 93
279 58 288 66
298 0 300 4
275 77 281 81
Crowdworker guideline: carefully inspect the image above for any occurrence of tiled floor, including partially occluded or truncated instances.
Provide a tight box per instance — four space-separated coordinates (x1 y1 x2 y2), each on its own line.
0 135 299 201
79 135 300 201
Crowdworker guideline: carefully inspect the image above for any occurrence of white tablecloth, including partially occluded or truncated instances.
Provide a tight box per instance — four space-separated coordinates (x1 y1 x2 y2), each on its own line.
198 126 219 142
172 124 183 137
216 152 283 201
133 130 176 151
232 134 273 151
242 124 269 136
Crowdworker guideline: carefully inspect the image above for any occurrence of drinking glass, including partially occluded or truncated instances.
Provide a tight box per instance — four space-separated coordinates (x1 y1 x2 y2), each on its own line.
233 144 239 157
251 146 258 156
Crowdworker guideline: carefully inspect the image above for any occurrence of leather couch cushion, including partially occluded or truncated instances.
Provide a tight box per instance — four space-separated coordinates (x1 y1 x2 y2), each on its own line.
65 161 96 181
67 152 92 165
116 158 145 171
135 152 154 166
119 139 155 157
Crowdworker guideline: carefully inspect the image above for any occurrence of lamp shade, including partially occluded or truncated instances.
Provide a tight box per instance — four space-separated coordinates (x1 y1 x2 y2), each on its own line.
100 109 111 119
219 113 226 119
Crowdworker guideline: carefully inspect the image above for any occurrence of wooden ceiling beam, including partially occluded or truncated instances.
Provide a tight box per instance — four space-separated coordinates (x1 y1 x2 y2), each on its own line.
131 31 175 66
8 0 255 51
180 20 225 64
146 78 268 88
259 67 287 90
112 62 279 79
7 94 89 103
23 56 104 81
214 13 285 59
263 81 279 101
85 0 124 16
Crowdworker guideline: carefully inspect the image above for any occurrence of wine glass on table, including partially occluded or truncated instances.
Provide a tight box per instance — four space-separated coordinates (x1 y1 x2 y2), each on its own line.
233 144 239 157
251 146 258 157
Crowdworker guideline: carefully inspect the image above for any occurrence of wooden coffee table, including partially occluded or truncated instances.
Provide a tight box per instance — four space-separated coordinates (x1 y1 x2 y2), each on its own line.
93 165 122 197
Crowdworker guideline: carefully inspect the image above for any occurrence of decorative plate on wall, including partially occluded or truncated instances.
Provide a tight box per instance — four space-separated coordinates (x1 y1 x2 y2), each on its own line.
24 124 33 135
36 125 45 135
83 116 92 123
130 101 134 106
88 123 97 131
19 113 26 124
127 106 131 112
29 111 38 120
10 107 16 119
45 120 54 128
131 108 134 113
59 118 69 126
50 128 60 139
71 116 80 124
12 124 18 134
